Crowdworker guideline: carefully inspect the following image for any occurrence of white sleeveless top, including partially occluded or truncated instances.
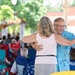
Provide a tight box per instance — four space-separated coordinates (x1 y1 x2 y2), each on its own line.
35 33 57 64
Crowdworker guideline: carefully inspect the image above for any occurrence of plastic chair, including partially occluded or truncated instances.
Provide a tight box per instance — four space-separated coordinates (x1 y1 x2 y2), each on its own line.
0 50 6 70
51 71 75 75
0 50 12 75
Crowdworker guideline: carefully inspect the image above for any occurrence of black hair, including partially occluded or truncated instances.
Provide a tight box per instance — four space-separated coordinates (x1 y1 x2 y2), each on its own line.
15 36 20 41
70 47 75 60
2 35 6 40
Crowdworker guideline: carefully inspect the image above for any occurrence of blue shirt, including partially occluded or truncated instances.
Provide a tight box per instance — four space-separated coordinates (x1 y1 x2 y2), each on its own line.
70 59 75 70
57 31 75 71
16 47 36 65
15 48 36 75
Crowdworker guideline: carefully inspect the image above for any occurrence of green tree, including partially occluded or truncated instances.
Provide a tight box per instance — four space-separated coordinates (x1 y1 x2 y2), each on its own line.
0 5 14 32
45 1 62 12
0 0 12 6
0 5 14 20
71 0 75 6
0 0 24 20
18 0 47 31
0 0 47 32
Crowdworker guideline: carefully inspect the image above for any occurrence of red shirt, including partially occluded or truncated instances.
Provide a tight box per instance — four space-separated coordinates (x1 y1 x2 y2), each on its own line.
10 43 20 51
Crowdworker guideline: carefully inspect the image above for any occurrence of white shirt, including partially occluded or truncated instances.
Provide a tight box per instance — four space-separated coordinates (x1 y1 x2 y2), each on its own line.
35 33 57 64
11 61 24 75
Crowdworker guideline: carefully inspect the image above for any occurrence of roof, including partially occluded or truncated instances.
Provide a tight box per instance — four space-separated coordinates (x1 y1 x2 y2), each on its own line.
46 7 75 26
0 18 26 29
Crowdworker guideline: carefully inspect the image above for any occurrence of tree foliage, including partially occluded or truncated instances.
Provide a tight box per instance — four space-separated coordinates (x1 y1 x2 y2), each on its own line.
0 0 47 31
18 0 47 31
0 5 14 20
71 0 75 6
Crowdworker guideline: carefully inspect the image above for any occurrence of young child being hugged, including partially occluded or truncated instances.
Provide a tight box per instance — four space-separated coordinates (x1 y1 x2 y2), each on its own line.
70 47 75 70
10 47 28 75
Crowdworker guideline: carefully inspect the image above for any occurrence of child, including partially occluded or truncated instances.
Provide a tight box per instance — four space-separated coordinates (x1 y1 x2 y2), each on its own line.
11 42 36 75
10 47 28 75
70 47 75 70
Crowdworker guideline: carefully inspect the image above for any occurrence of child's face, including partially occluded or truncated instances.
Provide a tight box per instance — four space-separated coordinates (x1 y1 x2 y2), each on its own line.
20 48 28 57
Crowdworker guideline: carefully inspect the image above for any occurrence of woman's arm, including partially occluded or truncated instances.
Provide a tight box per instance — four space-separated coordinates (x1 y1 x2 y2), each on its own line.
55 34 75 46
22 33 36 43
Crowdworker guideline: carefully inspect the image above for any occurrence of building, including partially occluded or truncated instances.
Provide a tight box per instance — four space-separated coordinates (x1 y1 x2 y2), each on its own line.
46 7 75 34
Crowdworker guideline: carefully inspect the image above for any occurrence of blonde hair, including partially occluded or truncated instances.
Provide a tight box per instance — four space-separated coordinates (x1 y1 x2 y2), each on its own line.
37 16 55 37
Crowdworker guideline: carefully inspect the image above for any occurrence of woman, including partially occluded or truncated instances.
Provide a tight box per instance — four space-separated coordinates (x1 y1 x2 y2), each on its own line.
22 16 75 75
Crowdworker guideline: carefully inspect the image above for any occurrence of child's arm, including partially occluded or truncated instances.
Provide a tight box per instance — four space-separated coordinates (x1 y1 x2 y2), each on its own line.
4 57 10 64
11 61 17 73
